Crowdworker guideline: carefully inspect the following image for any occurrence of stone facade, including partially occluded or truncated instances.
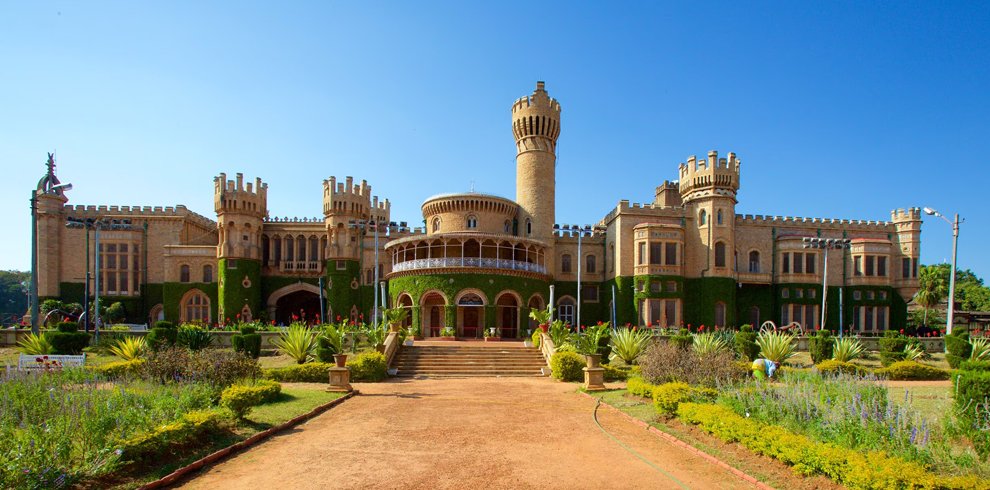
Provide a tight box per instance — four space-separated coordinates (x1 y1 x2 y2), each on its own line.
33 82 920 335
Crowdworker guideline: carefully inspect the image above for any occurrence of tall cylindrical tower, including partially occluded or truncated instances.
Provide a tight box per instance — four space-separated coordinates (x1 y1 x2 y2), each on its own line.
513 81 560 242
214 172 268 323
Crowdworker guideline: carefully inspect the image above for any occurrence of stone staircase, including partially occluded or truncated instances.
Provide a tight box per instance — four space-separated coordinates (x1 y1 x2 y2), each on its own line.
391 342 547 377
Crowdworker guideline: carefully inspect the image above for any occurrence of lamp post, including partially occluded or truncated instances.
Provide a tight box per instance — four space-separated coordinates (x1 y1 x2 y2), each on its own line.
66 217 96 332
802 237 851 335
349 218 390 328
923 207 962 335
557 224 605 330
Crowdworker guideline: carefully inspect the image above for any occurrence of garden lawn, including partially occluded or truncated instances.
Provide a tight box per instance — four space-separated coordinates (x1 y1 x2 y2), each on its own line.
888 382 953 423
784 350 950 370
245 383 346 428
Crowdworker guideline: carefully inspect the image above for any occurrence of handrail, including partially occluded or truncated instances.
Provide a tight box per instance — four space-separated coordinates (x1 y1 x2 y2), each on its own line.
383 331 400 367
538 331 555 369
393 257 547 274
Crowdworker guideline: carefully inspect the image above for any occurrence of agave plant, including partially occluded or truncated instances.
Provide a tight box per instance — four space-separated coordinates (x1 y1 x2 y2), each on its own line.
832 337 865 362
109 336 147 361
693 332 729 356
17 332 54 355
970 337 990 361
273 324 319 364
177 324 214 351
610 327 652 364
756 330 796 364
903 343 926 362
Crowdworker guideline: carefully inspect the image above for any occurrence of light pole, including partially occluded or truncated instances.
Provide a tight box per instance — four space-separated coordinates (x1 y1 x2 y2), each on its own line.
923 207 962 335
802 237 851 335
558 224 605 330
66 217 96 332
350 218 390 328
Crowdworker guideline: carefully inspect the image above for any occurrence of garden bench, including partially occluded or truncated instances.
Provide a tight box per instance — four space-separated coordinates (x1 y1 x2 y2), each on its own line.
17 354 86 370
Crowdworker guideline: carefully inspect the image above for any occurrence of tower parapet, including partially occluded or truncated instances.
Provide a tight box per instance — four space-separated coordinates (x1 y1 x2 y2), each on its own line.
513 81 561 244
678 151 741 204
214 172 268 259
322 176 391 259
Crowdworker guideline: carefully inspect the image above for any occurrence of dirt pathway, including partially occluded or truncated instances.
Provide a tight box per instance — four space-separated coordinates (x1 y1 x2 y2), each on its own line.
176 378 758 489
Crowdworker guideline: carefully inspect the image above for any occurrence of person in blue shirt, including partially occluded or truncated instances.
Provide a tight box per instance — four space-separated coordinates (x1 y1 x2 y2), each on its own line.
751 358 779 380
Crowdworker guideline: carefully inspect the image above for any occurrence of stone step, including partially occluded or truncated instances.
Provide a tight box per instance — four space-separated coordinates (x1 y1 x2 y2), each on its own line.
392 344 546 377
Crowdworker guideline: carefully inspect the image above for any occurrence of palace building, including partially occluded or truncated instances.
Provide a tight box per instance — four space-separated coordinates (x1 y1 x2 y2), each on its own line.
32 82 922 336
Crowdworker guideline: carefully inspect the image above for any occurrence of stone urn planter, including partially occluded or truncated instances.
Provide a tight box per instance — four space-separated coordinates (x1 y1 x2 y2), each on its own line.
403 339 414 346
389 323 402 333
333 354 348 368
584 354 602 368
539 323 549 333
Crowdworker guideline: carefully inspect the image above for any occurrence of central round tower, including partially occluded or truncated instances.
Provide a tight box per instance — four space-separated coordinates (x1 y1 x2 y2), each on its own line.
512 81 561 243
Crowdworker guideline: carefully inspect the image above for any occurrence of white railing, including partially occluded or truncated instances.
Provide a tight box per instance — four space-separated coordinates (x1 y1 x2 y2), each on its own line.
392 257 547 274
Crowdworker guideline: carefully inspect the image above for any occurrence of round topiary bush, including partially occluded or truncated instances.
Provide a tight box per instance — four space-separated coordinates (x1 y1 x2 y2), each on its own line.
815 359 868 376
879 330 909 367
734 325 759 361
550 351 585 382
808 329 834 364
945 332 973 369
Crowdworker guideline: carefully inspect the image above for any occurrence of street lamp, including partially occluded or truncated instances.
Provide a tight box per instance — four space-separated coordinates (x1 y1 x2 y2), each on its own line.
558 223 605 330
30 180 72 335
66 217 97 332
349 218 392 328
923 207 962 335
802 237 851 336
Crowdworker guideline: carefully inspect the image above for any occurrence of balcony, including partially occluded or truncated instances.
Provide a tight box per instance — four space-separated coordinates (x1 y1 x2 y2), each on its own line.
737 272 772 284
392 257 546 275
633 264 683 276
278 261 323 273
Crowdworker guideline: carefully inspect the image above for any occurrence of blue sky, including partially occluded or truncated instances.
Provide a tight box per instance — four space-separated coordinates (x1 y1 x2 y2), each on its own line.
2 1 987 279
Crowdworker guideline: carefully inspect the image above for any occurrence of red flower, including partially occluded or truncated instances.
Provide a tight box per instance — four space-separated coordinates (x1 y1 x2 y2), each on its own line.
236 313 241 319
292 314 299 321
336 315 342 321
359 313 364 319
271 320 276 325
899 329 904 334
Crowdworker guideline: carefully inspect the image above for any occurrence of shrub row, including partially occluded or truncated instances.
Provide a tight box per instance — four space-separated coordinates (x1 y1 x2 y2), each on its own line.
118 409 229 463
264 363 333 383
814 360 869 376
676 403 988 490
90 359 145 380
348 352 387 382
220 380 282 419
954 363 990 459
813 359 950 380
550 351 585 382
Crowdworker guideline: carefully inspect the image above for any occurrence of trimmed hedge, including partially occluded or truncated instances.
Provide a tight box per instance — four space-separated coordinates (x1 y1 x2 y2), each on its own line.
118 409 229 463
146 327 177 351
48 331 90 355
815 360 868 376
264 363 333 383
626 377 657 398
946 332 973 369
670 334 693 350
532 330 542 348
874 361 950 381
677 403 988 490
959 360 990 372
878 330 909 367
550 351 585 382
653 382 690 416
808 330 834 364
232 333 262 359
734 326 759 361
220 380 282 419
91 359 145 380
603 364 632 381
347 352 387 382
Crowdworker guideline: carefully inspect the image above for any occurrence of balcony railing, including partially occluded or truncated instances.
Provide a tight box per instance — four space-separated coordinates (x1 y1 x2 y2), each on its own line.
737 272 772 284
278 261 323 273
392 257 547 274
633 264 683 276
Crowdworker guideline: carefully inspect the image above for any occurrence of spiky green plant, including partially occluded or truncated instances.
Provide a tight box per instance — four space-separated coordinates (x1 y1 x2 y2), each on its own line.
573 323 610 356
756 330 796 364
970 337 990 361
903 343 926 362
363 324 387 348
108 336 147 361
609 327 652 364
832 337 865 362
693 332 729 356
528 307 553 326
548 319 571 349
382 307 410 328
17 333 54 355
273 324 319 364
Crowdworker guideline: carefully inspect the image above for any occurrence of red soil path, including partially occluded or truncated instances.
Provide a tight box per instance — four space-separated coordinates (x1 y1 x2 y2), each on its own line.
176 377 758 489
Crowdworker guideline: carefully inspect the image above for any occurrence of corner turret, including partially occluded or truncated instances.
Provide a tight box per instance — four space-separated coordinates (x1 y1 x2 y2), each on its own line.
513 81 561 243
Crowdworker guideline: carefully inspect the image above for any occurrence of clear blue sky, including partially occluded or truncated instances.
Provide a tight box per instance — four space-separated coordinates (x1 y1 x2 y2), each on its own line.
2 1 987 279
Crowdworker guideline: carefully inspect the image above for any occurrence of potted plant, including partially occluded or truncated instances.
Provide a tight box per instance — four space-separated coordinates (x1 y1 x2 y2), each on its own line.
574 322 611 367
484 327 500 342
410 324 423 341
319 323 347 367
529 307 553 333
365 324 387 353
402 327 415 346
382 307 410 333
439 326 456 340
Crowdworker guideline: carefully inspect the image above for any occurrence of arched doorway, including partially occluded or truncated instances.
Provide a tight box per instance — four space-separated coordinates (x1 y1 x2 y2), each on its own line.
276 290 321 325
422 292 446 337
397 293 414 329
527 295 545 331
496 292 519 339
456 291 486 338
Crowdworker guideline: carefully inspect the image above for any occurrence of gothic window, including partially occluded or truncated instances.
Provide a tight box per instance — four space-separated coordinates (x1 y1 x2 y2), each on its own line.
466 215 478 229
202 265 213 283
714 302 726 327
586 255 596 273
526 219 532 236
714 241 726 268
716 209 723 225
182 290 210 323
699 209 707 226
749 251 760 273
561 254 572 273
180 264 190 283
432 217 441 233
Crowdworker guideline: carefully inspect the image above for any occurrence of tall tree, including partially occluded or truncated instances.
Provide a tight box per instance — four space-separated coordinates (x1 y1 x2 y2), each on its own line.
915 265 947 326
0 270 30 325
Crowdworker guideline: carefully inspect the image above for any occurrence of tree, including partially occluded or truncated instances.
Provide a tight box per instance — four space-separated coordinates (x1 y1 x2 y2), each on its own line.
915 266 947 327
0 270 30 325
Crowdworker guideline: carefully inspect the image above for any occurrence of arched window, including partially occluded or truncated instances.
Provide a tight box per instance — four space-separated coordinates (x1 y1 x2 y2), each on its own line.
699 209 707 226
714 242 727 268
432 217 441 232
366 269 374 285
586 255 596 273
504 220 512 233
526 219 532 236
749 306 760 327
715 302 727 327
466 215 478 229
179 264 190 283
202 265 213 283
716 209 723 225
561 254 572 273
557 297 575 325
748 251 760 273
182 290 210 323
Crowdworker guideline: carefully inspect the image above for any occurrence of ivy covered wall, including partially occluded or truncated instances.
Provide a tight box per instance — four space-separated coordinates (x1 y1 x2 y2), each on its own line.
162 282 218 323
683 277 736 327
217 258 262 323
736 284 773 328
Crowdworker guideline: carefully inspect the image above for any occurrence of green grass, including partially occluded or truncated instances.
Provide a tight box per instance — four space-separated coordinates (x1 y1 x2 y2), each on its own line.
786 350 950 370
246 385 346 428
889 384 953 423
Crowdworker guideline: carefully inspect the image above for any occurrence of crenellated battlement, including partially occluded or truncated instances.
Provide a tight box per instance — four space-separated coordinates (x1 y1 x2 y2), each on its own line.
213 172 268 217
511 81 562 115
677 150 740 203
891 207 922 222
64 203 216 229
735 213 896 230
322 176 391 223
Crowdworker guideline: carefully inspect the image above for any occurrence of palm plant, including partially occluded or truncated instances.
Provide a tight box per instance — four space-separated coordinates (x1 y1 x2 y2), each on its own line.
109 336 147 361
273 324 319 364
573 323 610 356
832 337 865 362
548 319 571 349
528 307 553 328
17 332 54 355
755 330 797 364
364 324 387 349
693 332 729 356
609 327 652 364
970 337 990 361
914 267 947 327
382 307 410 329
